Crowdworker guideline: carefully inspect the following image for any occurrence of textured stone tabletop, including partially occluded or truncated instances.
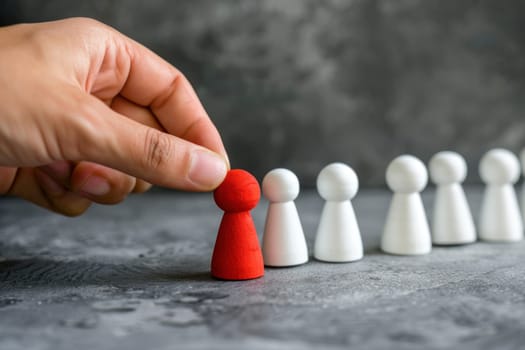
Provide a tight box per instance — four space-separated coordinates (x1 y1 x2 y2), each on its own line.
1 187 524 350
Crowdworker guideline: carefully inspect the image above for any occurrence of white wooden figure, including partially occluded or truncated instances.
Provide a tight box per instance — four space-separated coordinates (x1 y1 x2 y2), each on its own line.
314 163 363 262
262 168 308 267
381 155 431 255
429 151 476 245
479 148 523 242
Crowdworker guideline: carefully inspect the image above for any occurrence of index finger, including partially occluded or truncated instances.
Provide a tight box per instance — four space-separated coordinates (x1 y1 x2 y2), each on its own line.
113 32 228 163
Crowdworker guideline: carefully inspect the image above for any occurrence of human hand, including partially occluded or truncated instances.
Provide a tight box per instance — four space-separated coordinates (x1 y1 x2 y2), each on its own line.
0 18 229 216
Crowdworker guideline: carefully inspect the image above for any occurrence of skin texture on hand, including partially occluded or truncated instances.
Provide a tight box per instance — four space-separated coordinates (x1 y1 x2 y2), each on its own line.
0 18 229 216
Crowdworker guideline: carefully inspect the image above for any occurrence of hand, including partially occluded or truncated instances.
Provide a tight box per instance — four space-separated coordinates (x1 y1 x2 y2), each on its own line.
0 18 229 216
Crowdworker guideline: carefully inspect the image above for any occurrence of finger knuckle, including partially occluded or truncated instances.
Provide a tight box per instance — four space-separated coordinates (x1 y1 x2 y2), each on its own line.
65 17 104 29
143 129 172 170
76 17 102 26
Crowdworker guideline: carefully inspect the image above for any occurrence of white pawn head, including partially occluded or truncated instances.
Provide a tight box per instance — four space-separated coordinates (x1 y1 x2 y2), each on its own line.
386 155 428 193
317 163 358 201
479 149 520 185
429 151 467 185
262 168 300 203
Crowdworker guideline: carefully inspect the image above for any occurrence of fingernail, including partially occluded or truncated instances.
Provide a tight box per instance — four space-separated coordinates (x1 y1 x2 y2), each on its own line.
224 152 231 169
80 175 111 196
189 149 228 189
35 170 67 196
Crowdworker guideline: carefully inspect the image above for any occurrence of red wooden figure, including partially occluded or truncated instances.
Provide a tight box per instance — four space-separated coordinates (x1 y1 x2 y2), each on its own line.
211 169 264 280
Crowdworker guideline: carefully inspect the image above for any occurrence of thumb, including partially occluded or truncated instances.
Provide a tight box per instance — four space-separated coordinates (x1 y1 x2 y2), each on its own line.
67 93 228 191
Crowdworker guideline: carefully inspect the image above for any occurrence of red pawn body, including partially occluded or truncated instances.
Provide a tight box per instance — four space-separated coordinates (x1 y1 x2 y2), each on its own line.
211 169 264 280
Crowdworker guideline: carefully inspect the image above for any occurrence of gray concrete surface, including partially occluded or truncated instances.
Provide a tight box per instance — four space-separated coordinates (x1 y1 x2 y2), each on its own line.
1 186 525 349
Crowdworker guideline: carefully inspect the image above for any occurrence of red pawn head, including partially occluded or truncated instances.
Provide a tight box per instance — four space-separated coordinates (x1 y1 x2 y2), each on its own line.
214 169 260 212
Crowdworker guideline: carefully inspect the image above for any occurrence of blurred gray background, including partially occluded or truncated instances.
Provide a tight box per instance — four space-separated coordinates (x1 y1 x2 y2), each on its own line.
2 0 525 186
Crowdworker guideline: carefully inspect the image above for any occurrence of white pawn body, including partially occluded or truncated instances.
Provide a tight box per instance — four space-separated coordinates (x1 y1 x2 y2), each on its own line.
479 149 523 242
429 151 476 245
314 163 363 262
262 169 308 267
381 155 431 255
